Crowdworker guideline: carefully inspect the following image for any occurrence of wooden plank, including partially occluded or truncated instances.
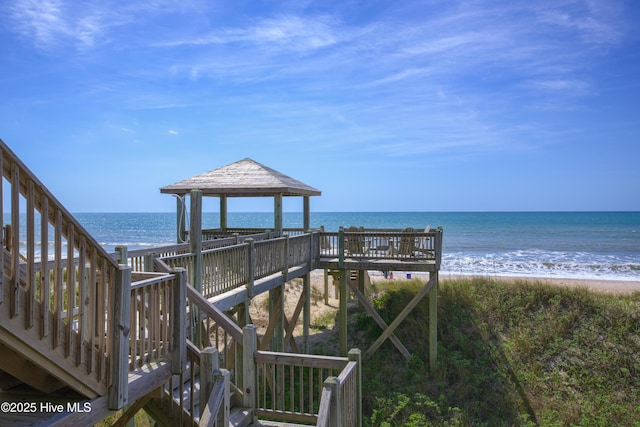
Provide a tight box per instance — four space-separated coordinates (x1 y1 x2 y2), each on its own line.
109 264 131 410
339 270 347 356
26 179 35 329
365 276 436 358
10 162 20 318
0 343 65 393
429 271 438 371
171 268 186 374
283 285 305 353
242 325 257 423
53 210 63 349
40 194 50 339
65 223 75 359
78 235 87 367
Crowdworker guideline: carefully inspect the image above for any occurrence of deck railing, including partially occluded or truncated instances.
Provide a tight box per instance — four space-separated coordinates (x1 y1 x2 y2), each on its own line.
0 139 187 410
321 227 443 265
0 139 121 399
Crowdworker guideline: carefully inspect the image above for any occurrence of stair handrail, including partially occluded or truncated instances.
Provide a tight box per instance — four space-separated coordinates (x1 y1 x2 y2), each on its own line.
0 138 121 398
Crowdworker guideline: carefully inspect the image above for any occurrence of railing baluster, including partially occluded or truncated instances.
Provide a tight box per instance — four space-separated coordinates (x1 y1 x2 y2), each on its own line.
10 162 20 318
26 180 35 329
53 209 63 349
40 194 50 339
78 236 87 367
65 223 74 359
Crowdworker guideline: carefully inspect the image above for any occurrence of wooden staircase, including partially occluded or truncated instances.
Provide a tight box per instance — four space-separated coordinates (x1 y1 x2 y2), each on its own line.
0 138 363 426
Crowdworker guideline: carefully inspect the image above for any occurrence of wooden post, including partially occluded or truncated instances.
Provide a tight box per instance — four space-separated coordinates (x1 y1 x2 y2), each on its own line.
220 195 227 233
176 195 186 244
200 347 219 413
190 190 203 346
274 193 283 235
115 245 128 266
216 369 230 427
358 270 365 309
242 325 257 423
172 268 186 374
303 195 310 232
190 189 203 292
349 349 363 427
429 271 438 372
303 273 311 353
109 264 131 410
324 269 329 305
338 226 344 269
326 376 341 427
143 253 155 273
339 269 348 356
10 162 20 318
246 239 255 299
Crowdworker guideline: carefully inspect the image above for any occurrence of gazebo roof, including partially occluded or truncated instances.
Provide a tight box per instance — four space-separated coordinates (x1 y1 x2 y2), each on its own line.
160 158 321 197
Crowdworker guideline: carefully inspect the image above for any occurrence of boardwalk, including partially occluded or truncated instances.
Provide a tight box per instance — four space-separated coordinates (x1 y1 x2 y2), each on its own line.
0 138 442 426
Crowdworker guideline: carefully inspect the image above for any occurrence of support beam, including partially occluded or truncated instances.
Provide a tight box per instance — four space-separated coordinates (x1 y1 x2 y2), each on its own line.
365 275 437 359
220 195 228 233
429 271 438 371
176 195 186 244
274 193 283 235
339 269 348 356
303 196 310 231
345 280 411 361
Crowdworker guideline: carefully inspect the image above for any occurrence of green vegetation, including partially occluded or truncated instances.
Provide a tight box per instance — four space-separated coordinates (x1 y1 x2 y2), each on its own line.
346 277 640 426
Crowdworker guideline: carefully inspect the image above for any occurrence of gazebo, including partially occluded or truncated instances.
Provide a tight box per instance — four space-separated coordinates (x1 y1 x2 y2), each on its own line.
160 158 321 241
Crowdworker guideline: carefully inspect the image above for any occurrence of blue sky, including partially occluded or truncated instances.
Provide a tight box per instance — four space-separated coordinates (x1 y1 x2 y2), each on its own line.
1 0 639 213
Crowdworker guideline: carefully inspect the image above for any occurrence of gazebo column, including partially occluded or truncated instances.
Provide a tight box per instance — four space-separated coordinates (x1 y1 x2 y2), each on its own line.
190 190 203 345
220 195 228 233
176 195 186 244
303 196 310 231
274 193 283 235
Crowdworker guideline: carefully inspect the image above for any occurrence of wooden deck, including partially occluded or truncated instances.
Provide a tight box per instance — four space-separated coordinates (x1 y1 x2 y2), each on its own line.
0 137 442 426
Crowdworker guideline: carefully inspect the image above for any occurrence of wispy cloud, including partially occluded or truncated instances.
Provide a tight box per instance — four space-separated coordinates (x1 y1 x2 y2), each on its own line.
168 130 179 135
156 14 342 53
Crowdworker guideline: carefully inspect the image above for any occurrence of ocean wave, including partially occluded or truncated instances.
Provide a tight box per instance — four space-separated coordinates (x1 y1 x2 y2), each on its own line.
442 250 640 281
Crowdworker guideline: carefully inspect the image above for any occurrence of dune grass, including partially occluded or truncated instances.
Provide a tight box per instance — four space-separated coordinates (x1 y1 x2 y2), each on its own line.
348 277 640 426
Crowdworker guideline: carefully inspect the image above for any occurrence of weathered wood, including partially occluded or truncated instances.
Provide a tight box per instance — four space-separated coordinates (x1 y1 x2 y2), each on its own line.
26 179 35 329
274 193 283 234
429 271 438 372
109 264 132 410
220 195 228 233
339 269 348 356
242 325 257 422
10 161 20 318
40 193 49 339
348 349 362 427
200 347 219 413
172 268 187 374
327 376 341 427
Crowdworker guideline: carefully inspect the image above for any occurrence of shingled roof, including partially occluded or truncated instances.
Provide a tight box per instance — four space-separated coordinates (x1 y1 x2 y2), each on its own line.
160 158 321 197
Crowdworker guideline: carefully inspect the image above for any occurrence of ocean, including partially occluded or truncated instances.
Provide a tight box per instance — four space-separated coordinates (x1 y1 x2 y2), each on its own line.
11 212 640 282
